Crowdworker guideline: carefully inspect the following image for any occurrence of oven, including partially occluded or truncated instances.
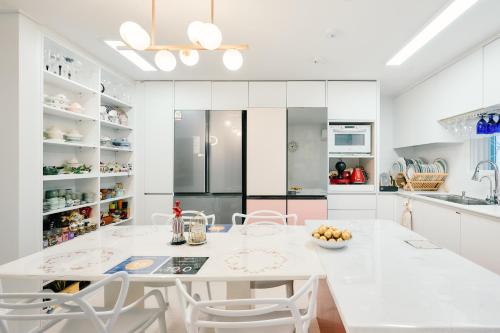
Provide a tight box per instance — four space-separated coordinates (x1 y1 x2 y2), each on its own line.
328 124 371 154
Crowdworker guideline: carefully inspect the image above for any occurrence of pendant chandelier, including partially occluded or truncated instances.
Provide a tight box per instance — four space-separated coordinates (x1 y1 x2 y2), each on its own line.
119 0 248 71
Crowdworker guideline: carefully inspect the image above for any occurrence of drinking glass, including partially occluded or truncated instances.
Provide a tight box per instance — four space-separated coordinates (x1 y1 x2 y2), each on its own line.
487 114 496 134
477 114 487 134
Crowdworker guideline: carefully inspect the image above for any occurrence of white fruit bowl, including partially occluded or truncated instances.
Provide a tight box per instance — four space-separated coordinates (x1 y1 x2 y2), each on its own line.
311 237 350 249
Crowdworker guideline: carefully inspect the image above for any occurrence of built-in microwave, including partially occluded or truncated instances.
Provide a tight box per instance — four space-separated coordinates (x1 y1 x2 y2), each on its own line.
328 124 371 154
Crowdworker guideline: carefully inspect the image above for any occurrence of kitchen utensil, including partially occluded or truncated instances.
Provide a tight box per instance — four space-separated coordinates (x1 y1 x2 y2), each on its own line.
351 167 366 184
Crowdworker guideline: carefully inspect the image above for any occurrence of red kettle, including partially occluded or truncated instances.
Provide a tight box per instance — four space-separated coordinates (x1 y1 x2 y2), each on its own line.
351 167 366 184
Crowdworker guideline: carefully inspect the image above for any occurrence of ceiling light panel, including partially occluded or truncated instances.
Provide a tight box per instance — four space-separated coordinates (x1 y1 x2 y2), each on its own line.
104 40 157 71
386 0 479 66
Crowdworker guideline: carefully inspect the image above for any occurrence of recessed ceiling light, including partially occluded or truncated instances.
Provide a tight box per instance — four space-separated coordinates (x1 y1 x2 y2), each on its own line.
386 0 479 66
104 40 157 71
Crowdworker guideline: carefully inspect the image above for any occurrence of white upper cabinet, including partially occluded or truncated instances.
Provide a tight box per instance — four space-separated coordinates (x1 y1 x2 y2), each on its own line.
437 49 483 119
249 81 286 107
144 81 174 194
174 81 211 110
327 81 377 121
286 81 326 107
247 108 287 195
212 81 248 110
484 37 500 108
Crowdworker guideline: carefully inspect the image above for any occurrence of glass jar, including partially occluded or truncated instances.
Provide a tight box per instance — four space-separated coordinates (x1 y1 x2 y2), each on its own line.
43 231 49 249
62 227 69 242
187 213 207 246
48 231 57 247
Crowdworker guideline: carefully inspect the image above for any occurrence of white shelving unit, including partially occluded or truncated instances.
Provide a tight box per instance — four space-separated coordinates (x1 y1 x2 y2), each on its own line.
42 37 135 249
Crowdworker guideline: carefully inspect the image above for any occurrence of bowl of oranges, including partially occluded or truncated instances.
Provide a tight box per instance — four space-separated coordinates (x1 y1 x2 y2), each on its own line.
311 225 352 249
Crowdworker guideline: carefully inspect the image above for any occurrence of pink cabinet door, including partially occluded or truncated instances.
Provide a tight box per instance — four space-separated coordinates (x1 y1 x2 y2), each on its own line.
246 199 287 215
287 199 327 225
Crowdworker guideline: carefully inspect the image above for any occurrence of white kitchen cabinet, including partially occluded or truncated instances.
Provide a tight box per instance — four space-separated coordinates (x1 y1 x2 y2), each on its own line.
437 49 483 119
249 81 286 107
327 194 376 210
377 194 396 221
393 73 459 148
411 200 461 253
327 81 377 121
144 81 174 194
286 81 326 107
328 209 376 220
246 108 287 195
484 37 500 108
174 81 211 110
460 213 500 275
144 194 173 224
212 81 248 110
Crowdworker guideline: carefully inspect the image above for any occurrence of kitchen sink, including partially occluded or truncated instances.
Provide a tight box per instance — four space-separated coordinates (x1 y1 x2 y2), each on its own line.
419 194 492 205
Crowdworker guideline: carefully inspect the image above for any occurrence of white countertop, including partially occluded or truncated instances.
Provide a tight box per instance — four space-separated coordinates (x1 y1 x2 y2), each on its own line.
306 219 500 333
395 191 500 220
0 225 324 282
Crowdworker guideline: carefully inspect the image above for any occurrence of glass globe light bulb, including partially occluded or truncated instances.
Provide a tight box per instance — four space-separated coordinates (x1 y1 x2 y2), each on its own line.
179 49 200 66
198 23 222 50
187 21 204 44
119 21 151 51
155 50 177 71
223 49 243 71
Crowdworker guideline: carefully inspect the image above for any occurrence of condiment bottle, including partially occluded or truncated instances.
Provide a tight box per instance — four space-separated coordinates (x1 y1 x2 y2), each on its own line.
171 200 186 245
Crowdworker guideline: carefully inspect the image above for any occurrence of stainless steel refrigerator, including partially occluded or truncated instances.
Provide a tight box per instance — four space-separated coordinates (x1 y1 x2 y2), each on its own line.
174 110 243 224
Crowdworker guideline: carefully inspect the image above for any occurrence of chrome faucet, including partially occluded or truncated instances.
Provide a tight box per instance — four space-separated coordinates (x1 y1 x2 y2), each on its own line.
472 160 499 204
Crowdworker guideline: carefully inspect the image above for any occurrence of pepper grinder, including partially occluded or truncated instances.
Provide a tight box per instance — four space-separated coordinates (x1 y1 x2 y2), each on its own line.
171 200 186 245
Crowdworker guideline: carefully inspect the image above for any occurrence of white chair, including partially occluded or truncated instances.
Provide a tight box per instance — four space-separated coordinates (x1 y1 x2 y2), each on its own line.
232 210 298 297
176 275 319 333
149 211 213 300
0 272 167 333
232 210 297 226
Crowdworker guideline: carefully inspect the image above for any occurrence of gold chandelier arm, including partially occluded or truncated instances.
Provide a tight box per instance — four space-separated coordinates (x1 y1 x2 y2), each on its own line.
141 43 249 51
151 0 157 45
210 0 214 23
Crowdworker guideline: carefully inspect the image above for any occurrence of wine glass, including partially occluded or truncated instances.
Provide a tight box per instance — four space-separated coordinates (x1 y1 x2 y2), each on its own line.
477 114 487 135
487 113 496 134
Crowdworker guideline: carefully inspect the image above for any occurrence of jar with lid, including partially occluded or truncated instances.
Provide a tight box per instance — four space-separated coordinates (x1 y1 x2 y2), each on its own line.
48 231 57 247
187 212 207 246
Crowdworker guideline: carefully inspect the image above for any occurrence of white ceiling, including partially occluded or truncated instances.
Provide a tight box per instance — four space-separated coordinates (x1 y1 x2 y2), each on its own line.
2 0 500 96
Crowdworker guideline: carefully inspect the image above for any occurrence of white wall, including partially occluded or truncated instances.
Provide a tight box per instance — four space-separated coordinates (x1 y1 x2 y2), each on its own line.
396 142 491 197
379 96 398 174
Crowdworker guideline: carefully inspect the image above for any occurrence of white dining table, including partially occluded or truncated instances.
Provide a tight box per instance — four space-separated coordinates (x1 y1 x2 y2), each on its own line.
0 224 325 284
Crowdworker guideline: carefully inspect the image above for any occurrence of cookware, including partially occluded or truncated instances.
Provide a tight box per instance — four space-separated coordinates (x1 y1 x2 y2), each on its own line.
351 167 366 184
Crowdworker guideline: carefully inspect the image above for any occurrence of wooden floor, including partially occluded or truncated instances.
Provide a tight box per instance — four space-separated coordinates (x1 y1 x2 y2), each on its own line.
48 280 342 333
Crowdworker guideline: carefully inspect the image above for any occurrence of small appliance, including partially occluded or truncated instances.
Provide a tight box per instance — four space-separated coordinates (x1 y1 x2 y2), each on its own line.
331 160 351 185
329 124 371 154
351 167 367 184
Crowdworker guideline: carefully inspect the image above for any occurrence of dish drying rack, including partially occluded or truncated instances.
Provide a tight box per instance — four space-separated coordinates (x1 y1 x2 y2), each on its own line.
395 173 448 192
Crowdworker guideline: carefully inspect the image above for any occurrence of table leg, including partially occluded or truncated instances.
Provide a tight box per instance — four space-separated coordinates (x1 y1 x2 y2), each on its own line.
226 281 251 310
316 279 346 333
104 281 145 309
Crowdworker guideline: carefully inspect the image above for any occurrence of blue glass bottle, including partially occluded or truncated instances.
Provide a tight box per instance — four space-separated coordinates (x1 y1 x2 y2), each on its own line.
487 114 496 134
477 114 487 134
496 113 500 133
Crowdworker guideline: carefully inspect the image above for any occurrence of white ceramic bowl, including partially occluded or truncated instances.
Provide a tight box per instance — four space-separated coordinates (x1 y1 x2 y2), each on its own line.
311 237 349 249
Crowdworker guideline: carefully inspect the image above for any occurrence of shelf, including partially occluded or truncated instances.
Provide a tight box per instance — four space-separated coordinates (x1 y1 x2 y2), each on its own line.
43 173 98 181
44 70 97 95
44 140 97 149
100 195 133 204
100 146 133 152
329 154 375 158
43 105 97 121
100 172 134 178
101 120 132 131
100 93 132 109
328 184 376 193
102 217 134 227
43 202 98 216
